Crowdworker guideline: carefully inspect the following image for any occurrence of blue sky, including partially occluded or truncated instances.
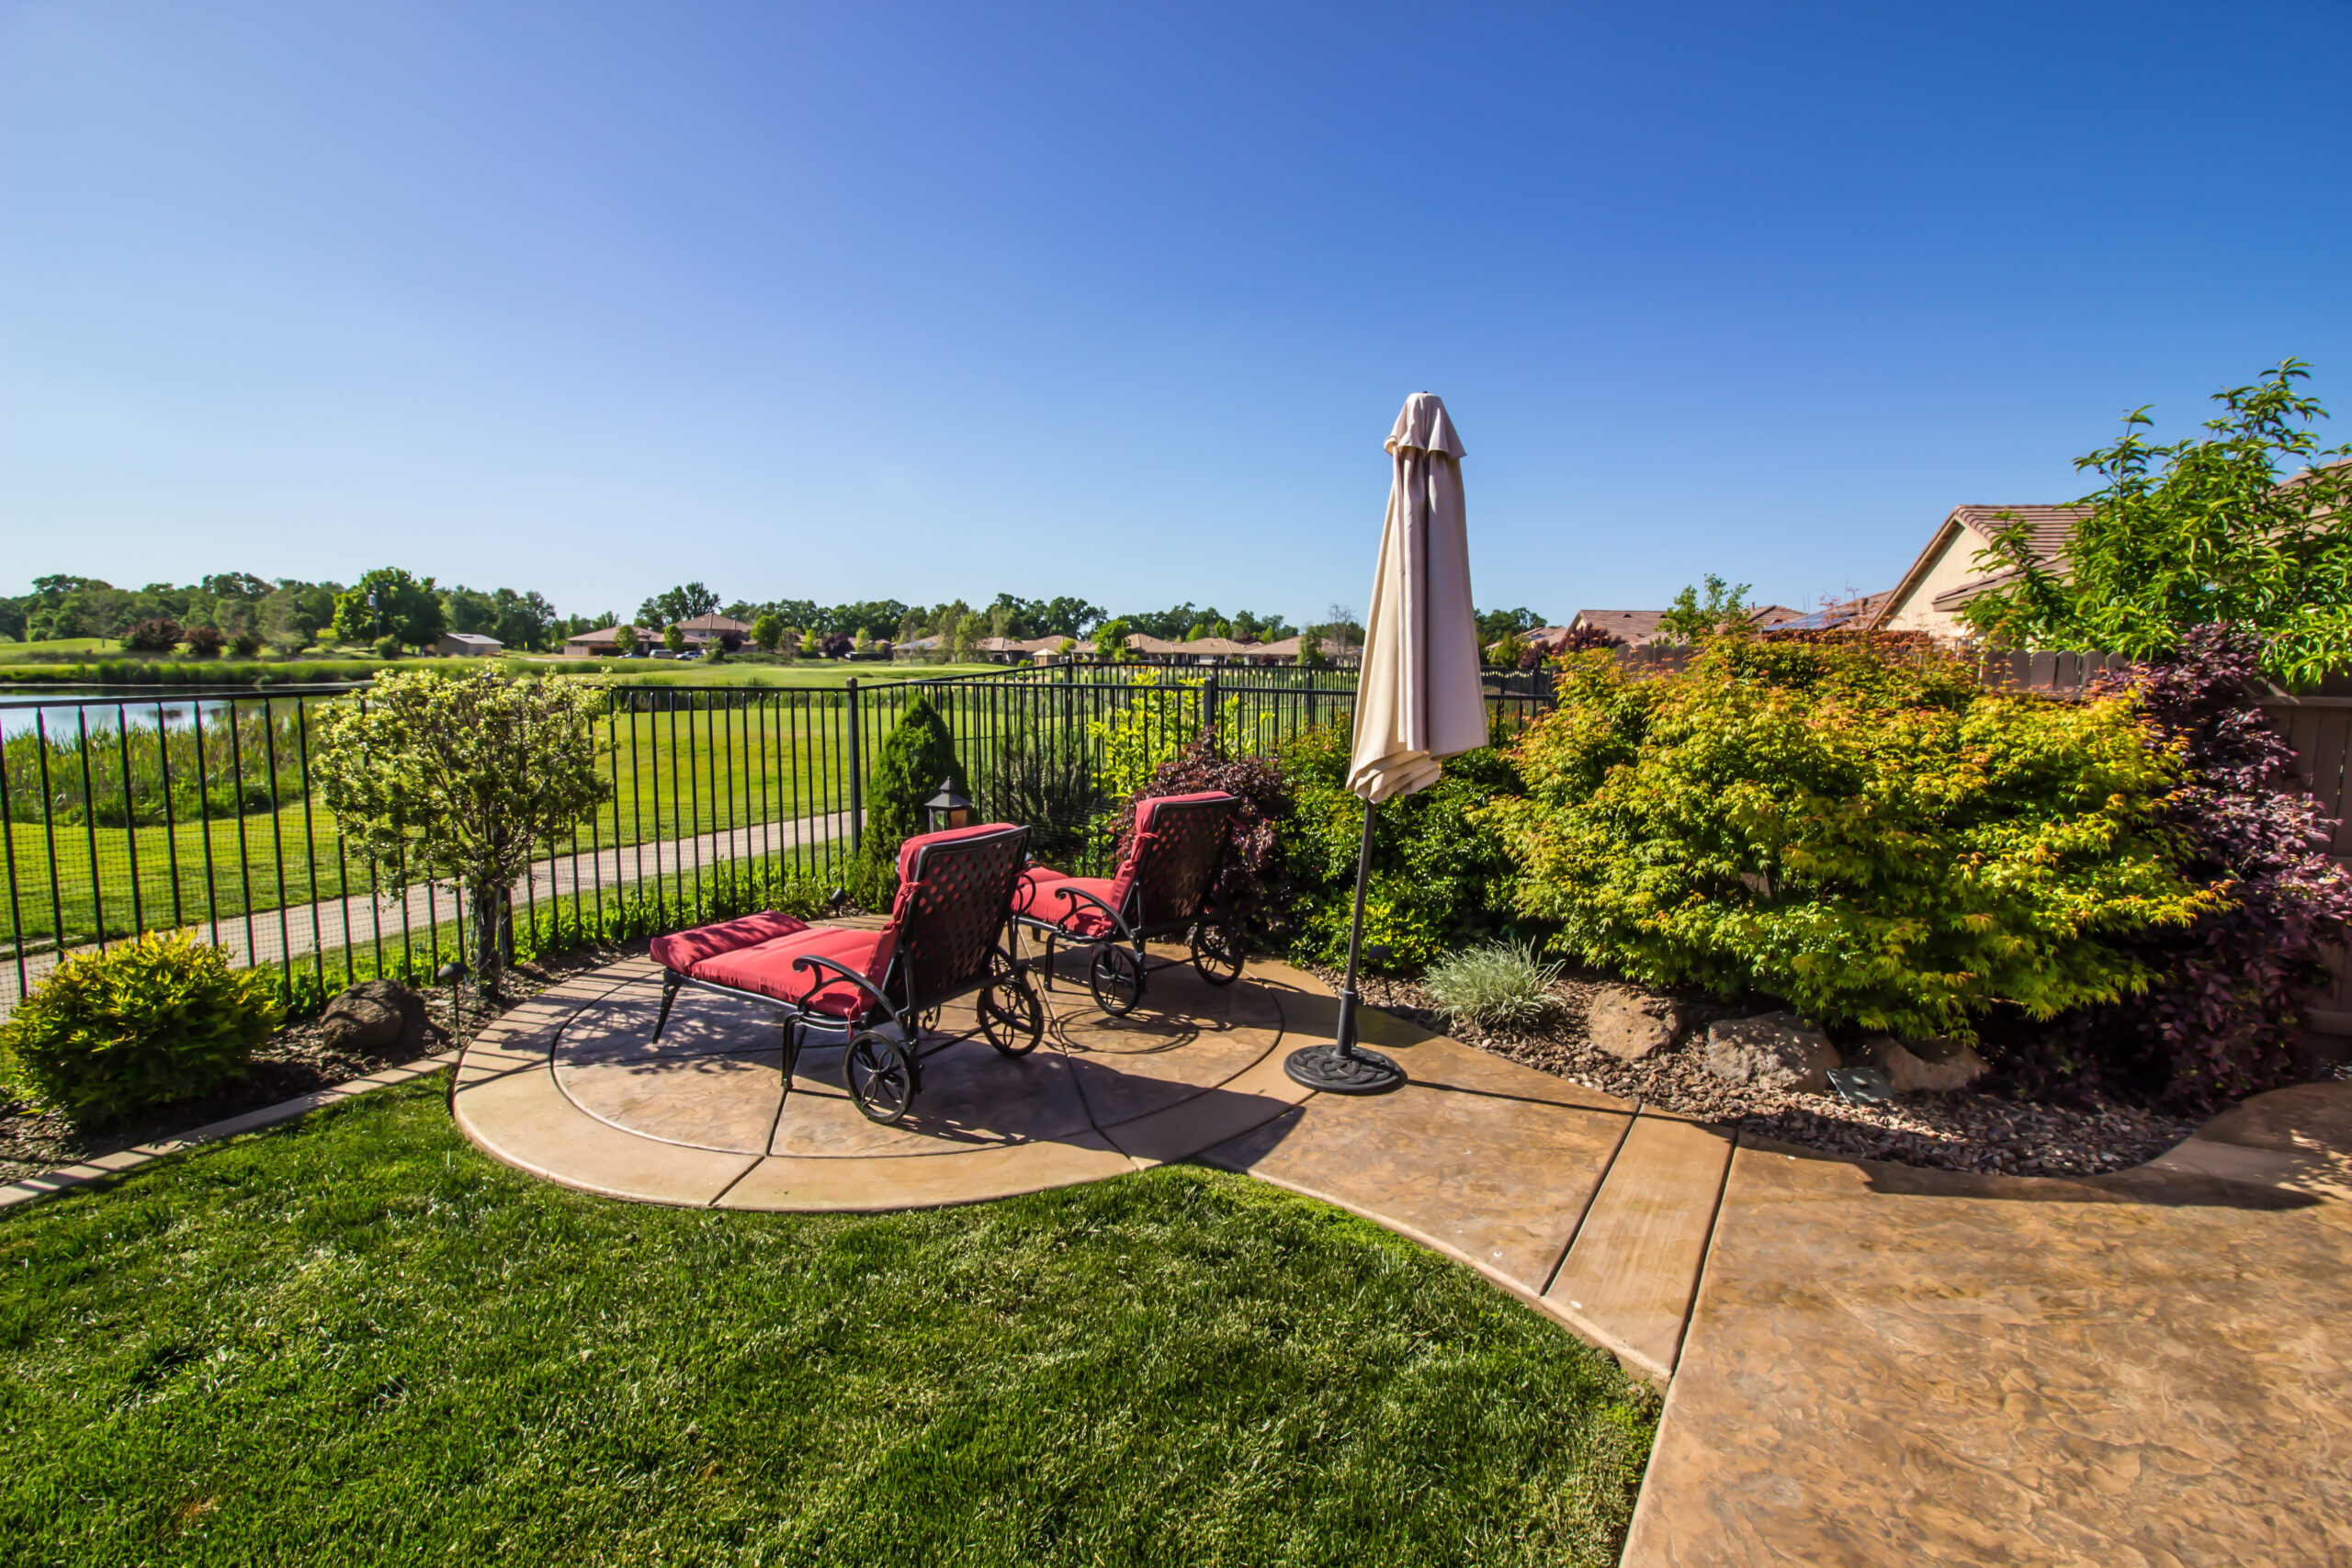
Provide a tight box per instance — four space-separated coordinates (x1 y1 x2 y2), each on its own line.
5 1 2347 627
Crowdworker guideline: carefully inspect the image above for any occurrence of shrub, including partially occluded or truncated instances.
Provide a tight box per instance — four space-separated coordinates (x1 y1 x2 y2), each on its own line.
124 617 183 654
1423 941 1562 1030
1558 622 1621 652
1992 626 2352 1109
854 695 967 885
820 632 854 660
1485 642 2218 1041
370 634 401 660
1280 726 1525 972
751 614 784 653
229 629 263 658
184 625 225 659
984 720 1103 868
1 932 281 1122
1112 736 1292 941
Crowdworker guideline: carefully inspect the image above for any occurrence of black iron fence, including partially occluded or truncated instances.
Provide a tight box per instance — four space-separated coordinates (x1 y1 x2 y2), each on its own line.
1 661 1555 1017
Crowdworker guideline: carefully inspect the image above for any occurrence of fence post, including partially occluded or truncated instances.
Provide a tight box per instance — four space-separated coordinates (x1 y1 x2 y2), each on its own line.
846 678 863 854
1204 671 1221 759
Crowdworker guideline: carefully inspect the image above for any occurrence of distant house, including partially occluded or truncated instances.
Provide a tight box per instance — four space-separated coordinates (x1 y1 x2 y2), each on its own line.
562 625 646 658
1566 611 1667 647
1868 504 2091 640
437 632 504 657
671 613 754 649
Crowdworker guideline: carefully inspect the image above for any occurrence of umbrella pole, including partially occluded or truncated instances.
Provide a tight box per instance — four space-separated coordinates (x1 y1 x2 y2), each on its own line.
1283 795 1407 1094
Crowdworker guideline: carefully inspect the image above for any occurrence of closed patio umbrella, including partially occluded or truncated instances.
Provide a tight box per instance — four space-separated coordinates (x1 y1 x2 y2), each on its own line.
1285 392 1487 1094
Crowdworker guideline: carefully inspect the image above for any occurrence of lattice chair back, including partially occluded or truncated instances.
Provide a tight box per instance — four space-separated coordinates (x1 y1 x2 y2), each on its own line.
888 823 1031 1005
1121 792 1239 928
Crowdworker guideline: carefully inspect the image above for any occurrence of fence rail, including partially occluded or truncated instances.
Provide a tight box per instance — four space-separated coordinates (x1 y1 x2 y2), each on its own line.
0 662 1555 1017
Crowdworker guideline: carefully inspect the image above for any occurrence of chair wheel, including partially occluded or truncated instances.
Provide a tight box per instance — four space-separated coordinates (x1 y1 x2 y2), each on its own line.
980 956 1044 1055
1089 945 1144 1016
1190 920 1243 986
846 1032 915 1124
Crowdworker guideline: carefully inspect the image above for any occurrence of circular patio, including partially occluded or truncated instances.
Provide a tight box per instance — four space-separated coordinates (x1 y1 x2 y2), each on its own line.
451 938 1326 1212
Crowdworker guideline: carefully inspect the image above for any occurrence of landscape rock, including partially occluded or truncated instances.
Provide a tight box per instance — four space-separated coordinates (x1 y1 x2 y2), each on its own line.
1585 985 1683 1061
319 980 434 1056
1703 1011 1840 1094
1873 1035 1989 1095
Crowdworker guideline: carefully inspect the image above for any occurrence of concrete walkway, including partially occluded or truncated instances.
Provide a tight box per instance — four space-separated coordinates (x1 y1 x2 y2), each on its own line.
452 944 2352 1563
3 809 854 1010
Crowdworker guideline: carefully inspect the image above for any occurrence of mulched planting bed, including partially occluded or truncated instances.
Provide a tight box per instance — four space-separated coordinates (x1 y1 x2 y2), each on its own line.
1315 964 2212 1179
0 942 634 1186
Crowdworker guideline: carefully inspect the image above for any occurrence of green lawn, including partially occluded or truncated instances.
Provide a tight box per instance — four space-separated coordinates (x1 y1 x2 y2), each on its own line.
0 1080 1655 1566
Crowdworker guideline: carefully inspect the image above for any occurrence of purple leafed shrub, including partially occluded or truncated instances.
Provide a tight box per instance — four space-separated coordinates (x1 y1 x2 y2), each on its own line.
820 632 854 659
1557 623 1621 652
1118 735 1293 941
2002 625 2352 1110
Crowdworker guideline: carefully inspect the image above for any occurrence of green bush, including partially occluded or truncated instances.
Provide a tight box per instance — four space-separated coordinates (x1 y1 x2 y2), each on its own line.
1278 727 1525 972
854 695 968 886
370 634 401 660
1 932 282 1122
1423 941 1561 1029
1484 642 2218 1041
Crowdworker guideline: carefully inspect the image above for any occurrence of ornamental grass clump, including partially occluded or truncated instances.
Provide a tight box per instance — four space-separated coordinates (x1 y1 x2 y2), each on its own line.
1485 640 2219 1043
1423 941 1562 1030
1 931 280 1123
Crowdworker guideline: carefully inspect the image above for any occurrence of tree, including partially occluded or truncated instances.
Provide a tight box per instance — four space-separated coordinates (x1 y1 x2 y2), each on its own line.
752 613 784 653
854 695 967 885
639 582 720 628
662 623 686 656
201 572 271 603
125 618 184 654
334 569 447 651
1476 606 1546 645
799 628 820 657
614 624 641 657
1091 617 1129 662
820 632 854 659
1299 629 1327 668
184 625 225 659
312 671 611 998
1653 574 1753 646
1959 360 2352 685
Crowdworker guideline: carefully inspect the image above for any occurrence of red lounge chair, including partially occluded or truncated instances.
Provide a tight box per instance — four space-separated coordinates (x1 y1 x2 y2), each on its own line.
1012 791 1243 1016
650 823 1041 1124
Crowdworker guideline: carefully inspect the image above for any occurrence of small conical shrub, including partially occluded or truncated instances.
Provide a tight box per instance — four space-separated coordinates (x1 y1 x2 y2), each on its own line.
856 695 968 885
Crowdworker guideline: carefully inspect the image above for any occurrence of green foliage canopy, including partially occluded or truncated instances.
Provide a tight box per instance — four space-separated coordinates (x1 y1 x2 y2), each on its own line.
1652 574 1753 646
311 671 611 993
1485 644 2219 1039
334 568 448 651
1960 361 2352 685
1 931 281 1123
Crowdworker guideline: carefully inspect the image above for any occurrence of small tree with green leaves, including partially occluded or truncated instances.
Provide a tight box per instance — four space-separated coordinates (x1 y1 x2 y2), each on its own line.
1653 574 1754 646
1091 618 1128 662
752 613 784 653
662 623 686 656
614 624 640 657
1960 360 2352 685
855 695 967 884
313 671 611 998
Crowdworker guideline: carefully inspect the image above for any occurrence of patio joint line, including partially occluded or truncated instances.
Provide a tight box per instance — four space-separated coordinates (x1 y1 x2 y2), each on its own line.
1664 1128 1742 1376
1538 1098 1641 1299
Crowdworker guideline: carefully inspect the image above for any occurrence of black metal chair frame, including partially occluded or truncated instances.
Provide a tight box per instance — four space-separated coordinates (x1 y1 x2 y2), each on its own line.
1012 796 1244 1017
650 828 1044 1125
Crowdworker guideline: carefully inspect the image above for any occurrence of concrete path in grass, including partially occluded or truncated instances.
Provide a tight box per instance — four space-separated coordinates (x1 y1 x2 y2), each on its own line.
451 941 2352 1564
2 809 856 1010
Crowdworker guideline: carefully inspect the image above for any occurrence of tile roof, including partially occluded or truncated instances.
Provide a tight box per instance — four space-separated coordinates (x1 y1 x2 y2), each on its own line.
1571 610 1668 646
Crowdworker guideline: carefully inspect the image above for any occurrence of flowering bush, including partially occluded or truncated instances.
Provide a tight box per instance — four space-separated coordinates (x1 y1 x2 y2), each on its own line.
1485 643 2218 1041
1993 626 2352 1108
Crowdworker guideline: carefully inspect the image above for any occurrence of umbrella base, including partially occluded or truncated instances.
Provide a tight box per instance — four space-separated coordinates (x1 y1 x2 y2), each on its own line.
1283 1043 1406 1095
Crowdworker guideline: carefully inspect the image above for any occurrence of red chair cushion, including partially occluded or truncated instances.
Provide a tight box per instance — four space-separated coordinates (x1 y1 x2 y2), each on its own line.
650 910 810 974
1014 868 1125 938
688 924 895 1020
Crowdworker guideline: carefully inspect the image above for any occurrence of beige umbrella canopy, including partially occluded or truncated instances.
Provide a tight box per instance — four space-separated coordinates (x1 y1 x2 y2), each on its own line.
1349 393 1487 802
1286 391 1483 1096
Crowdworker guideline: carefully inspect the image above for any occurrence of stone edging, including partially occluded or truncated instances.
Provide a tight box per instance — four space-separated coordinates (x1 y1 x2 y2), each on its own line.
0 1052 458 1211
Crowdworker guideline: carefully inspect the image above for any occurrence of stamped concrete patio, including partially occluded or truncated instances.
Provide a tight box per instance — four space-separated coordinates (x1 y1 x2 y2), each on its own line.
454 930 2352 1565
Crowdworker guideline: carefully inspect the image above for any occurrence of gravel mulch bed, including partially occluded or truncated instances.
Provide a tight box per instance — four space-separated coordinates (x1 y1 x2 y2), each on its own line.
0 942 637 1187
1310 964 2210 1179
